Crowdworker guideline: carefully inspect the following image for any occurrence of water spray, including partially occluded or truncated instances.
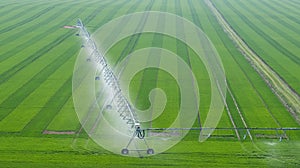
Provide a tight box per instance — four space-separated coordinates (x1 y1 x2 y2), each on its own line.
75 19 153 155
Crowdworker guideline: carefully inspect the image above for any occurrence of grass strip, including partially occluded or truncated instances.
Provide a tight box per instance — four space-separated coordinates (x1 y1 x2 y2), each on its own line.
0 0 112 79
113 1 154 66
0 32 74 85
0 1 47 23
0 6 56 34
0 0 99 63
256 1 300 36
0 44 77 123
210 0 300 123
21 76 73 136
239 1 300 60
223 0 300 65
211 0 300 93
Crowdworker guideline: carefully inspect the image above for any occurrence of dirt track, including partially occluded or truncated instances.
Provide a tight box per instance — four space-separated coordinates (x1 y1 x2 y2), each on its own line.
205 0 300 124
43 130 75 135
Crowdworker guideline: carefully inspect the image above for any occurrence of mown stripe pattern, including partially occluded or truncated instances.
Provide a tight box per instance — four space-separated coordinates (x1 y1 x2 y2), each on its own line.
0 0 298 141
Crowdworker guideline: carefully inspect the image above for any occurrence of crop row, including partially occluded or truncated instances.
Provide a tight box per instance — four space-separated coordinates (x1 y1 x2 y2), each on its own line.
30 0 135 133
211 0 300 136
0 43 77 132
1 0 297 140
0 1 48 24
22 76 73 136
236 1 300 116
0 0 98 63
214 0 300 126
199 0 295 138
191 0 250 138
225 1 300 65
209 0 288 130
0 0 115 97
0 1 119 133
271 0 300 24
258 1 300 37
0 2 102 111
239 1 300 63
0 6 56 34
220 0 300 93
212 0 300 101
55 0 158 134
44 1 131 132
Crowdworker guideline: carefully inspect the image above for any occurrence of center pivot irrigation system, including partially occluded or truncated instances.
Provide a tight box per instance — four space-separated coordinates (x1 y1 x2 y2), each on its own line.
75 19 153 155
73 18 300 156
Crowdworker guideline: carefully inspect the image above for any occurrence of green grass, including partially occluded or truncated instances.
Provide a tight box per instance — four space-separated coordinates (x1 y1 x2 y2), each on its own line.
47 97 79 131
0 0 299 167
0 136 299 167
212 0 300 93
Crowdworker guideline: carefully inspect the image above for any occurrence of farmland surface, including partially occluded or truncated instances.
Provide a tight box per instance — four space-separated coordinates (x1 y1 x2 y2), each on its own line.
0 0 299 167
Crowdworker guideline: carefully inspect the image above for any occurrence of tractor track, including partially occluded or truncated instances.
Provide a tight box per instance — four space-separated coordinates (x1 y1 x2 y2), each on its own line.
205 0 300 124
190 0 243 140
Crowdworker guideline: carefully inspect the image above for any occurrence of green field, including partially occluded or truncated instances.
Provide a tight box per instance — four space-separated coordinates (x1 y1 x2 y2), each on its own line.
0 0 299 167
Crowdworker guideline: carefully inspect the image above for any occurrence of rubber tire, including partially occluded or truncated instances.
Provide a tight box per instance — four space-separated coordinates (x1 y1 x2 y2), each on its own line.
147 148 154 154
121 148 129 155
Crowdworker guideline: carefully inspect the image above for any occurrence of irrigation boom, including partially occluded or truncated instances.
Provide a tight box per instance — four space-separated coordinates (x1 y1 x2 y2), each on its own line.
76 19 151 155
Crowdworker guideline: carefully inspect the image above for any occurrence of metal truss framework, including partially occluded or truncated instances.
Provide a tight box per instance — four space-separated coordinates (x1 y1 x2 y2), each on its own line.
76 19 152 155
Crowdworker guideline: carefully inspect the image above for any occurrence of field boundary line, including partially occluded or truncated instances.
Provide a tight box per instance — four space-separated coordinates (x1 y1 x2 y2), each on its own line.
205 0 285 137
147 127 300 131
206 0 300 124
217 82 240 140
226 83 252 140
190 0 242 140
222 36 287 137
